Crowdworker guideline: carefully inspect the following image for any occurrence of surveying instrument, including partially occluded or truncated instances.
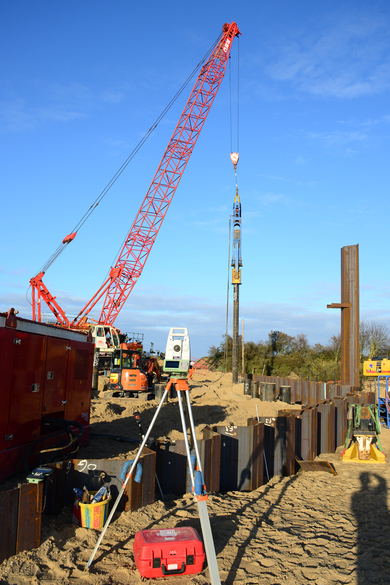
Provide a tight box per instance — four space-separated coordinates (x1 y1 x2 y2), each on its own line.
87 327 221 584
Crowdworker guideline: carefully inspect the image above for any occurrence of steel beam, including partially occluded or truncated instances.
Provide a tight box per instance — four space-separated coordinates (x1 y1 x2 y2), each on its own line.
327 244 360 387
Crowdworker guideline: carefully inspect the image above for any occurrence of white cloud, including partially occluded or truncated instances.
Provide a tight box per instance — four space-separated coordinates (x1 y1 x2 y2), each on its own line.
266 14 390 99
306 129 368 150
0 82 127 133
255 192 298 208
99 90 126 104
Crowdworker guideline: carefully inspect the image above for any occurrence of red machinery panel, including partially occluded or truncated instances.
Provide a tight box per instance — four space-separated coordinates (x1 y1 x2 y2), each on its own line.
64 345 94 426
42 337 69 415
6 331 46 449
0 312 94 480
0 328 16 453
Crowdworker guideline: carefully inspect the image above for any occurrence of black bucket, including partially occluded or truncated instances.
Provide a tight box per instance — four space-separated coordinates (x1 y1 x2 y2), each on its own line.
87 470 105 491
244 380 251 395
260 382 276 402
279 385 292 404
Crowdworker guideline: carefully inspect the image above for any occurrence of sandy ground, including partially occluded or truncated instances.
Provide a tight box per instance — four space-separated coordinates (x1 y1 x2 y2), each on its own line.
1 371 390 585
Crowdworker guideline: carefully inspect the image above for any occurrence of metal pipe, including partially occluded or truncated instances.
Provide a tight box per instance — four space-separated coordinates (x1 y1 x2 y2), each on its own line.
232 283 239 383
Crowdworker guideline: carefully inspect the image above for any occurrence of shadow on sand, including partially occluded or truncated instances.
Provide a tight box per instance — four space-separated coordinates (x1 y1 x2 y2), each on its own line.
351 471 390 584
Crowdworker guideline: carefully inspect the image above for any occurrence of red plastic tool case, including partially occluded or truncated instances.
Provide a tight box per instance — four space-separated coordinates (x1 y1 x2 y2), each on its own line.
133 526 205 578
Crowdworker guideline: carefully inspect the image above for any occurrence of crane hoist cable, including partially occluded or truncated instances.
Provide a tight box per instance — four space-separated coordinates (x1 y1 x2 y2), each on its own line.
229 36 240 157
224 37 240 372
229 36 240 188
34 34 222 278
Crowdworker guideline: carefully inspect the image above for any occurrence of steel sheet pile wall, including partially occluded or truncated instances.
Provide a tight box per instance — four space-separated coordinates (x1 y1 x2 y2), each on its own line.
216 423 264 492
254 374 360 404
0 386 372 564
246 395 361 481
317 401 336 454
152 432 221 495
0 482 43 564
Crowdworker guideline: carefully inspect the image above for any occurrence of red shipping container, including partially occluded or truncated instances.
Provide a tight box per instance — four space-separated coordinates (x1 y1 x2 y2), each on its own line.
133 526 205 578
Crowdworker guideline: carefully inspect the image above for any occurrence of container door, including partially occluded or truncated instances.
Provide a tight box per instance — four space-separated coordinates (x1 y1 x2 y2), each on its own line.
0 328 14 453
42 337 69 415
6 332 46 449
64 342 93 425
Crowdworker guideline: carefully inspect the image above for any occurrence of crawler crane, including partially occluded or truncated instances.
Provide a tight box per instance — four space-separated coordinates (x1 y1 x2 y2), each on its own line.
29 22 241 363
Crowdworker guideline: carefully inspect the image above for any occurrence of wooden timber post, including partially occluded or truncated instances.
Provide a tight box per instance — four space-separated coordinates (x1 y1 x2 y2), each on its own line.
327 245 360 387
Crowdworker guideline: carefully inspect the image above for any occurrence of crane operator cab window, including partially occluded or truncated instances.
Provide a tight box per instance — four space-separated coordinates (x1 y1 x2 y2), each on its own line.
104 327 119 348
121 351 132 369
112 349 141 369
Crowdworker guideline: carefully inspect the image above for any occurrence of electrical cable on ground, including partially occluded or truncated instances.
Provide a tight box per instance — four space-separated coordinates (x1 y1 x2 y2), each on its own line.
90 433 140 444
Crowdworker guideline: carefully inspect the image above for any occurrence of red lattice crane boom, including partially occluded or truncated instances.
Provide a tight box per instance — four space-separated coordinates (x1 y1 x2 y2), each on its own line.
30 22 240 328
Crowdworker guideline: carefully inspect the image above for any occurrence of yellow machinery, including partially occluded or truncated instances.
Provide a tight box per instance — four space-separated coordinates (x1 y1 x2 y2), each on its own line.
342 404 386 463
363 358 390 376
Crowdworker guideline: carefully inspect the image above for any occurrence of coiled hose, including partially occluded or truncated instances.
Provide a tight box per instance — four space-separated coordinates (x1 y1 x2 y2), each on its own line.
23 418 85 473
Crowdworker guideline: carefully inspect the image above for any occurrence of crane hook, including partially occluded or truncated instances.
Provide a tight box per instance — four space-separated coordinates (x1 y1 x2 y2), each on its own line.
230 152 239 169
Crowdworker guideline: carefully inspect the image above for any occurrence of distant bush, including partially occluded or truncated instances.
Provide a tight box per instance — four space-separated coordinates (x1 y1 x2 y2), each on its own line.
208 329 348 381
208 322 390 381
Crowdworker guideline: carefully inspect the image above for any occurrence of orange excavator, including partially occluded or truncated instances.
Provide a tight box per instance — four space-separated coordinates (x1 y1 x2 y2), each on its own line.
106 337 161 398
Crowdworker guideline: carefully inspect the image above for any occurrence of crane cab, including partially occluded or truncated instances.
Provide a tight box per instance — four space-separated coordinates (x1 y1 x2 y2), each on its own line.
90 325 120 370
92 325 120 352
107 348 148 397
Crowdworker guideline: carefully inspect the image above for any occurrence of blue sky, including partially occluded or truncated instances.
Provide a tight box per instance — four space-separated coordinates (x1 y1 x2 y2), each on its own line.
1 1 390 358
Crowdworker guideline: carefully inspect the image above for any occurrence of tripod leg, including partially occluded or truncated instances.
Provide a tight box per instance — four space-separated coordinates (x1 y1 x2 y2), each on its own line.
176 389 195 488
176 386 221 585
184 389 204 478
183 389 221 585
86 383 171 568
197 499 221 585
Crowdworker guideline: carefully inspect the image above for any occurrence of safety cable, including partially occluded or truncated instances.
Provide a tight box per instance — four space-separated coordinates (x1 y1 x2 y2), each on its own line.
34 34 221 277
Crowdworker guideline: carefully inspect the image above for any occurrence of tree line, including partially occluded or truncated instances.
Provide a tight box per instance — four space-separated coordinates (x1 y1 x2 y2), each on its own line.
207 321 390 381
